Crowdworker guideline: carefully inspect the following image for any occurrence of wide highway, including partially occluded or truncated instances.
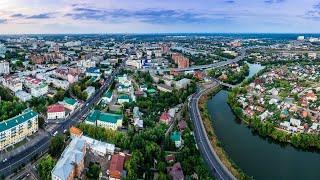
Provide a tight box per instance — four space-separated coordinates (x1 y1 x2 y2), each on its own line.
189 82 235 180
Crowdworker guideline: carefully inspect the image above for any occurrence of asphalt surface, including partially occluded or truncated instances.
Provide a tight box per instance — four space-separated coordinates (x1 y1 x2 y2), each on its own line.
161 48 247 72
0 61 125 177
189 83 235 180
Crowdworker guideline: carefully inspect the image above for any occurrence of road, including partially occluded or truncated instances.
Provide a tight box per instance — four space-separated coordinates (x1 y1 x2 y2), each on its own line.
189 82 235 180
160 47 248 72
0 60 126 177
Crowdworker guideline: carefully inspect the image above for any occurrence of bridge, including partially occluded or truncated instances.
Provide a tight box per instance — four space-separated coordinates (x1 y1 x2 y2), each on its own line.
216 79 237 89
157 48 247 73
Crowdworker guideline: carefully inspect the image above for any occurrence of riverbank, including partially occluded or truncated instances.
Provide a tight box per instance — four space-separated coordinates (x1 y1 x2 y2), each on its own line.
198 86 250 179
228 87 320 151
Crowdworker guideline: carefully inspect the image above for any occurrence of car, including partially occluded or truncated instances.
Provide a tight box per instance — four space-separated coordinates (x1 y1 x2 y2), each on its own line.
53 131 58 136
2 158 7 163
63 129 67 134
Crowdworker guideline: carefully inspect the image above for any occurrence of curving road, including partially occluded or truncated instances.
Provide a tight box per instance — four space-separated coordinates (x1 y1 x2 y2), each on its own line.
189 82 235 180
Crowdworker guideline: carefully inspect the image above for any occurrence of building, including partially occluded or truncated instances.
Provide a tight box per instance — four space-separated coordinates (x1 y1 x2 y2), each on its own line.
85 86 95 99
157 84 173 93
69 127 115 156
117 94 131 104
86 67 101 77
297 36 305 40
0 109 38 151
63 97 78 111
47 104 66 120
0 44 6 58
1 75 23 92
160 112 171 125
0 61 9 75
51 137 86 180
308 52 317 60
108 153 126 180
175 78 191 89
15 90 32 102
102 89 113 103
170 131 182 148
24 77 48 97
85 110 123 130
172 53 189 68
167 162 184 180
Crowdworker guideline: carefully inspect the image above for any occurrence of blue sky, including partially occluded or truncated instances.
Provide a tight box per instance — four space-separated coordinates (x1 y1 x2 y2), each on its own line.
0 0 319 34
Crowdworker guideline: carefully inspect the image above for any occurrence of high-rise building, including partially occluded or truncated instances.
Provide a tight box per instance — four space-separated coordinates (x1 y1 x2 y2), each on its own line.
0 44 6 58
172 53 189 68
0 61 9 75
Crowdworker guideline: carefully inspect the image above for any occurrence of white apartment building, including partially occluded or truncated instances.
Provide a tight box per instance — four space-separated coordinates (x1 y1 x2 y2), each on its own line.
15 90 32 102
0 61 9 75
1 76 23 92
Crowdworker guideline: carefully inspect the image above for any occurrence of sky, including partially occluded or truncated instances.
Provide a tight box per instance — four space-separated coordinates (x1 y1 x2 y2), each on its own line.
0 0 319 34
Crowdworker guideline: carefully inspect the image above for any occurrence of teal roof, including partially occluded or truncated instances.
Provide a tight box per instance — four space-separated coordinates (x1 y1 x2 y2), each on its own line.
170 131 181 142
86 110 122 124
118 94 130 100
0 109 38 132
147 89 156 93
63 97 77 106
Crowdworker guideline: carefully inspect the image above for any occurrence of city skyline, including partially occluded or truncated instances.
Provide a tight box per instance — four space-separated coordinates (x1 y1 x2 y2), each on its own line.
0 0 320 34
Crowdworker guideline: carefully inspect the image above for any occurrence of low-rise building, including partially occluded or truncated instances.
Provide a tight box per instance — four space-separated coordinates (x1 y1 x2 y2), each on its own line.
175 78 191 89
63 97 78 111
102 89 113 103
117 94 131 104
170 131 182 148
108 153 127 180
85 110 123 131
15 90 32 102
85 86 95 99
1 75 23 92
157 84 173 93
86 67 101 78
160 112 171 125
47 104 66 120
167 162 184 180
0 109 38 151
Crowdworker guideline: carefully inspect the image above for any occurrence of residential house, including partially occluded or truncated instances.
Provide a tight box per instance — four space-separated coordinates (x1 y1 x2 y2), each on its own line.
171 131 182 148
167 162 184 180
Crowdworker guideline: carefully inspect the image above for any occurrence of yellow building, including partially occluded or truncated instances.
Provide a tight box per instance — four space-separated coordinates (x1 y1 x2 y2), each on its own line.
0 109 38 151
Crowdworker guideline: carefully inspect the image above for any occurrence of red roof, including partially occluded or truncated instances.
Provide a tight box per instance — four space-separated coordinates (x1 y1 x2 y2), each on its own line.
47 104 65 113
160 112 170 122
109 154 125 179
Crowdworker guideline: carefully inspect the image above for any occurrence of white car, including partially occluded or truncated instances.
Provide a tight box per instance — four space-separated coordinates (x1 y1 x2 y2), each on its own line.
2 158 7 163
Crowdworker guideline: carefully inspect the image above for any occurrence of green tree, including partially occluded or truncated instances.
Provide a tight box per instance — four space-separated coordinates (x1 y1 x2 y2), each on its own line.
37 155 56 180
49 134 65 158
86 162 101 180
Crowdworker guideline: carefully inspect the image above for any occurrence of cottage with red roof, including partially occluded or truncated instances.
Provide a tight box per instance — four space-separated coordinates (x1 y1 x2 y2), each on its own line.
167 162 184 180
47 104 65 120
108 153 127 180
160 112 171 125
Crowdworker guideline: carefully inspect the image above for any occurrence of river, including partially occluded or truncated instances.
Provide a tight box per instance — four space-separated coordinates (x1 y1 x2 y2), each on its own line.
206 63 320 179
